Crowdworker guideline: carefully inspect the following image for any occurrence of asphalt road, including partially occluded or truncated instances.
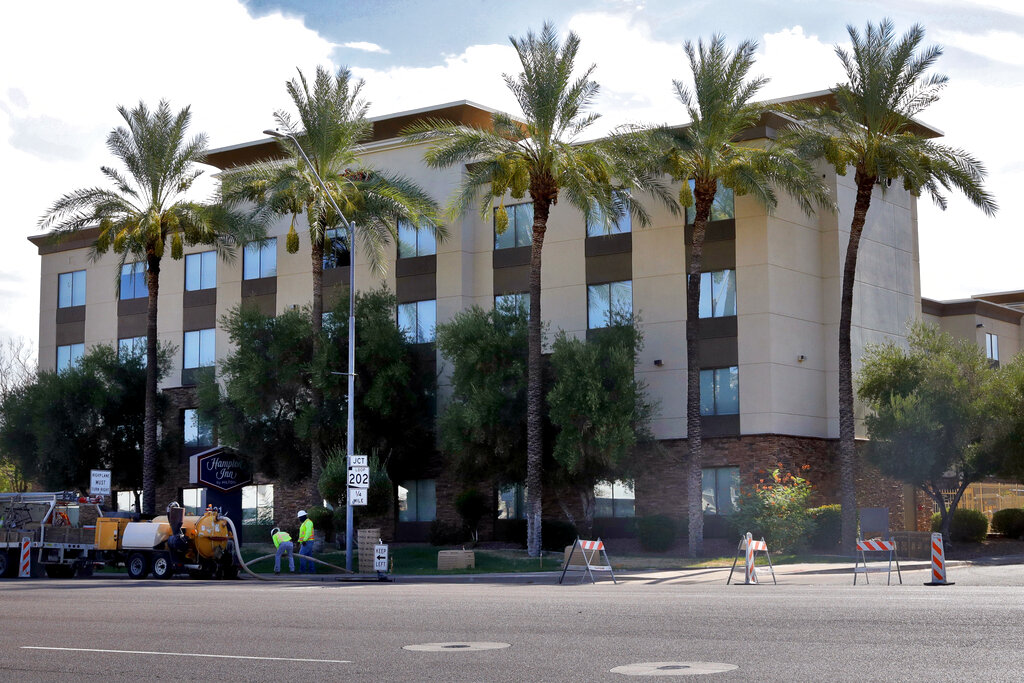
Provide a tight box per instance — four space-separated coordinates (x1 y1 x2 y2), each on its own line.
1 564 1022 681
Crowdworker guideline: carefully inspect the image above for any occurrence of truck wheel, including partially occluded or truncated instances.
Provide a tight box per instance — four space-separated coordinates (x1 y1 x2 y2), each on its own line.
127 552 151 579
151 553 174 580
0 550 10 578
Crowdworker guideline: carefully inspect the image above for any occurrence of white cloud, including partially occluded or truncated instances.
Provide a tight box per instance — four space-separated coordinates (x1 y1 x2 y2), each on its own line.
933 28 1024 66
341 41 390 54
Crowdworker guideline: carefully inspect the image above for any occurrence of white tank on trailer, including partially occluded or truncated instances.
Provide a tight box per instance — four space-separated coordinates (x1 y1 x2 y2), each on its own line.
121 522 172 550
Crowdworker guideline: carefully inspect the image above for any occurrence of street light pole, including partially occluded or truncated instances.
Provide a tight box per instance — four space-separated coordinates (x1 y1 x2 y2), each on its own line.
264 129 358 572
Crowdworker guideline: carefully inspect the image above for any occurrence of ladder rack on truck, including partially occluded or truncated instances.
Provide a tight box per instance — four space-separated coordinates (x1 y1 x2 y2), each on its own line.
0 491 102 578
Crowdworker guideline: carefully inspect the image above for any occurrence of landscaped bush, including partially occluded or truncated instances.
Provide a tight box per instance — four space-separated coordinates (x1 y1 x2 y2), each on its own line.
809 504 842 551
306 505 334 540
732 467 814 553
931 508 989 543
428 520 467 546
991 508 1024 539
542 519 579 551
455 488 490 542
635 515 677 552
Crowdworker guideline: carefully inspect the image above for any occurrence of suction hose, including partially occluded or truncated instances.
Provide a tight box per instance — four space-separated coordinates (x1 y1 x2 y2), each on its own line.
221 515 354 580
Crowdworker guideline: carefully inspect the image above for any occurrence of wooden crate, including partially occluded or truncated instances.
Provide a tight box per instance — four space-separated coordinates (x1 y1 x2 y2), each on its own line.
437 549 475 570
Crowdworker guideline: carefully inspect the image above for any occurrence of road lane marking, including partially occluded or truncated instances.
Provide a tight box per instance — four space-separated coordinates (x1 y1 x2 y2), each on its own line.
21 647 350 664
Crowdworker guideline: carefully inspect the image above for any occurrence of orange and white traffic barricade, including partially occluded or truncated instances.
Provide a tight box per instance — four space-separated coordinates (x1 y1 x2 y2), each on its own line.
559 537 617 585
923 532 954 586
727 532 776 585
18 535 32 578
853 537 902 585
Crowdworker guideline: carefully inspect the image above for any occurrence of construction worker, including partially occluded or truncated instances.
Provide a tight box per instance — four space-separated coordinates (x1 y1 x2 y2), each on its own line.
270 526 294 575
297 510 315 573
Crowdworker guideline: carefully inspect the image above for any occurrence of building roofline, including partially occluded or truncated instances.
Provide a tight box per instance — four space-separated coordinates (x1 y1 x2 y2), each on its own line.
922 296 1023 325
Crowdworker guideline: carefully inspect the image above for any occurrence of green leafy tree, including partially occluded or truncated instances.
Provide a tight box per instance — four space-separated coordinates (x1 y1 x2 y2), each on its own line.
39 101 256 514
986 354 1024 482
0 345 170 493
436 303 529 488
858 323 1001 543
653 35 833 557
222 66 441 506
783 20 997 551
408 24 673 556
547 318 655 536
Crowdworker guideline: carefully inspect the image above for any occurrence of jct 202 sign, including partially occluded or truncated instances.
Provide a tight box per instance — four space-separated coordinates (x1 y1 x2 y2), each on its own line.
189 449 252 492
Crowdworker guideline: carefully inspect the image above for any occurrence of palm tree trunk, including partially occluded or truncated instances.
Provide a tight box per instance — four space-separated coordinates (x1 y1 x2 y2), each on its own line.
838 169 875 553
142 255 161 516
526 200 550 558
310 239 325 507
686 184 715 558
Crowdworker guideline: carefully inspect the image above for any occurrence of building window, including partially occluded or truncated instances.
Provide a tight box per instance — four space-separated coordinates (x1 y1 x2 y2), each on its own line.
685 180 735 223
495 292 529 313
986 333 999 362
118 336 146 359
586 190 631 237
116 490 143 513
323 228 350 269
594 480 635 518
702 467 740 515
56 343 85 372
242 484 274 526
700 366 739 416
185 251 217 291
120 262 147 300
498 484 527 520
184 329 215 369
398 219 436 258
58 270 86 308
243 238 277 280
587 281 632 329
183 408 214 447
699 270 737 318
398 300 436 343
398 480 436 522
494 202 534 250
182 487 205 516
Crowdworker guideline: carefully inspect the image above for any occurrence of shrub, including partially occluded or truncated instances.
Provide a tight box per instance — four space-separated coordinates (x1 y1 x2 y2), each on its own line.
455 489 490 541
808 504 842 551
991 508 1024 539
496 519 527 545
428 520 467 546
332 506 347 544
305 505 334 540
541 519 578 551
732 468 814 553
931 508 989 543
635 515 677 552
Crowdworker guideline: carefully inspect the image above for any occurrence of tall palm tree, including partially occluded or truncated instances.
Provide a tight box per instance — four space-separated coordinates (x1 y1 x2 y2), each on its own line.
223 66 441 506
40 100 255 514
406 23 673 556
783 19 996 552
656 36 833 556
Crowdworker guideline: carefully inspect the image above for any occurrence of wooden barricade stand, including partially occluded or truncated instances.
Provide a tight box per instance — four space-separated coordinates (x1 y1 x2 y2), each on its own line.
727 532 776 585
558 537 617 585
853 537 902 585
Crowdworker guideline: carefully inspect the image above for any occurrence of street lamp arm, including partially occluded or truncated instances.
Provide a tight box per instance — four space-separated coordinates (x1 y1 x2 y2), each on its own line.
262 128 351 228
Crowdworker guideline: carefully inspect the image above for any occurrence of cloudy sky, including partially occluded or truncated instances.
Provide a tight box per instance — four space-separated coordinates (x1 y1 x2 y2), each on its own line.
2 0 1022 350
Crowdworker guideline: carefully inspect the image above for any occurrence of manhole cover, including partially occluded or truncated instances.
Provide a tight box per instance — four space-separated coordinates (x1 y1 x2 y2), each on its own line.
403 642 511 652
611 662 738 676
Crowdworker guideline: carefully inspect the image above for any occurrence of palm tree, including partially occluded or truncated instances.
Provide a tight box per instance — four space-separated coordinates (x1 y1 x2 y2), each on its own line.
782 19 996 552
223 66 441 506
656 36 833 556
406 23 673 556
40 100 256 514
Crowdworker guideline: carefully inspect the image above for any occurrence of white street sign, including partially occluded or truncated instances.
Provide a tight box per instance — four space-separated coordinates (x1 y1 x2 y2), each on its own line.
374 544 388 572
348 465 370 489
90 469 111 496
348 455 367 467
348 488 367 506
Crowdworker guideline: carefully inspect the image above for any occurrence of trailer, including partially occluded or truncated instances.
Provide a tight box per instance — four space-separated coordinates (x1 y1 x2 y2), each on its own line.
0 491 100 578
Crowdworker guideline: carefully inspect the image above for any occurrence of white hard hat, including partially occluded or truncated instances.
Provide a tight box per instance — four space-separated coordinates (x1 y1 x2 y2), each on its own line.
271 527 280 537
297 510 307 518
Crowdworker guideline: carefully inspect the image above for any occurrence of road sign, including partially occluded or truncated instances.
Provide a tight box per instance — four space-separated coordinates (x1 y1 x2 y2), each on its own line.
348 455 367 467
348 465 370 489
348 488 367 506
90 469 111 496
374 544 388 572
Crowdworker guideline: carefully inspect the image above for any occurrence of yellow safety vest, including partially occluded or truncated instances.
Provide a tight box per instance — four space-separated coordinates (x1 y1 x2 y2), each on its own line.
272 531 291 548
298 519 314 543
